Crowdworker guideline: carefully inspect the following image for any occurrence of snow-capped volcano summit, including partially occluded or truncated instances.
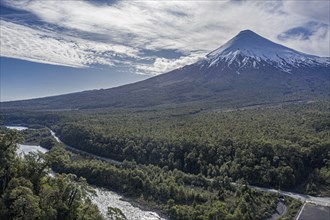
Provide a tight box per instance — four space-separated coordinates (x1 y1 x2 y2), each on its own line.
204 30 329 73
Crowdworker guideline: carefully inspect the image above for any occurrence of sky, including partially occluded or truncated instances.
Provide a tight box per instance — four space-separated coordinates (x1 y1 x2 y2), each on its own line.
1 0 329 101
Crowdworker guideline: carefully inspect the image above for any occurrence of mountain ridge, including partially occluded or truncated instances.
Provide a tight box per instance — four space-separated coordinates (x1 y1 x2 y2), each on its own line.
203 30 329 73
1 30 329 110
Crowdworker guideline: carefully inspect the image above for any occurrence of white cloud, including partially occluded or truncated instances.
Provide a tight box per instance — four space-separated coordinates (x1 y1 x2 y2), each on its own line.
135 53 205 75
283 1 330 25
280 1 330 56
278 23 330 57
0 20 140 68
0 20 88 67
1 0 329 75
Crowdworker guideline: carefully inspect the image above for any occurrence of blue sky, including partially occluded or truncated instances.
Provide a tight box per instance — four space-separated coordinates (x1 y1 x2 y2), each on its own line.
1 0 329 101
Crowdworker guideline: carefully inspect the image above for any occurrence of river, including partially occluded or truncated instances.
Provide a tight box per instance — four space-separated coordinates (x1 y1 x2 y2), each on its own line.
7 125 330 219
6 125 166 220
47 126 330 207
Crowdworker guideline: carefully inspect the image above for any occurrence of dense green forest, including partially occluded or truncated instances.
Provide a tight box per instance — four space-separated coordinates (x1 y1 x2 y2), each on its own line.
63 103 330 195
0 129 128 220
7 102 328 194
1 101 329 219
0 127 303 220
47 139 301 220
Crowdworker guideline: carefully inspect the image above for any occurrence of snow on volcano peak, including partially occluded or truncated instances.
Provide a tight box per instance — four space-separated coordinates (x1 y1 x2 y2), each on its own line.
205 30 329 72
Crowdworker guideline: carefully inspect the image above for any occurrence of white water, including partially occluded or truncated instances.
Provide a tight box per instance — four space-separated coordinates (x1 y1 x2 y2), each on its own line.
49 130 61 142
16 144 49 157
5 126 47 157
6 126 166 220
92 188 164 220
5 125 28 131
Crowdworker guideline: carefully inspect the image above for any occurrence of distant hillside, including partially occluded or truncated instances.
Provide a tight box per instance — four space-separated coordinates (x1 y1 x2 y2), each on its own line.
1 30 329 111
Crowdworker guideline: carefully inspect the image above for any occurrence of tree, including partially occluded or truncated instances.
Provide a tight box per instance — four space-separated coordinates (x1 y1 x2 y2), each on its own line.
107 206 127 220
8 186 41 220
0 130 23 194
0 130 105 220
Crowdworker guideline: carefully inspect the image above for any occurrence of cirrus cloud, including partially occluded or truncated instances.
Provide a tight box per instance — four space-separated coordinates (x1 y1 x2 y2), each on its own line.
1 0 329 75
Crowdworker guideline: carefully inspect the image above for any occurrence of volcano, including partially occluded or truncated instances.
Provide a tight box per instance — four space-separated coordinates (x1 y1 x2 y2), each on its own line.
2 30 329 110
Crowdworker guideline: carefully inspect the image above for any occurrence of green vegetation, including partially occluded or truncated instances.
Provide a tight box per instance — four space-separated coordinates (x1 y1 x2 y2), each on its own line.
21 127 55 147
48 144 280 220
279 197 302 220
45 102 328 195
0 129 104 220
1 101 329 219
0 128 289 220
107 207 126 220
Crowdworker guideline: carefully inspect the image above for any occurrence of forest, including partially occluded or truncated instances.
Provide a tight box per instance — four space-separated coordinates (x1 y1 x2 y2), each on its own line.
0 129 105 219
0 126 303 220
1 101 329 219
47 142 302 220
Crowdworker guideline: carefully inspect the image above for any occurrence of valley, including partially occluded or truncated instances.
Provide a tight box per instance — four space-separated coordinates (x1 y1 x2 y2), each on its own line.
16 126 307 220
47 125 330 208
1 30 329 220
2 99 329 219
7 126 164 220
